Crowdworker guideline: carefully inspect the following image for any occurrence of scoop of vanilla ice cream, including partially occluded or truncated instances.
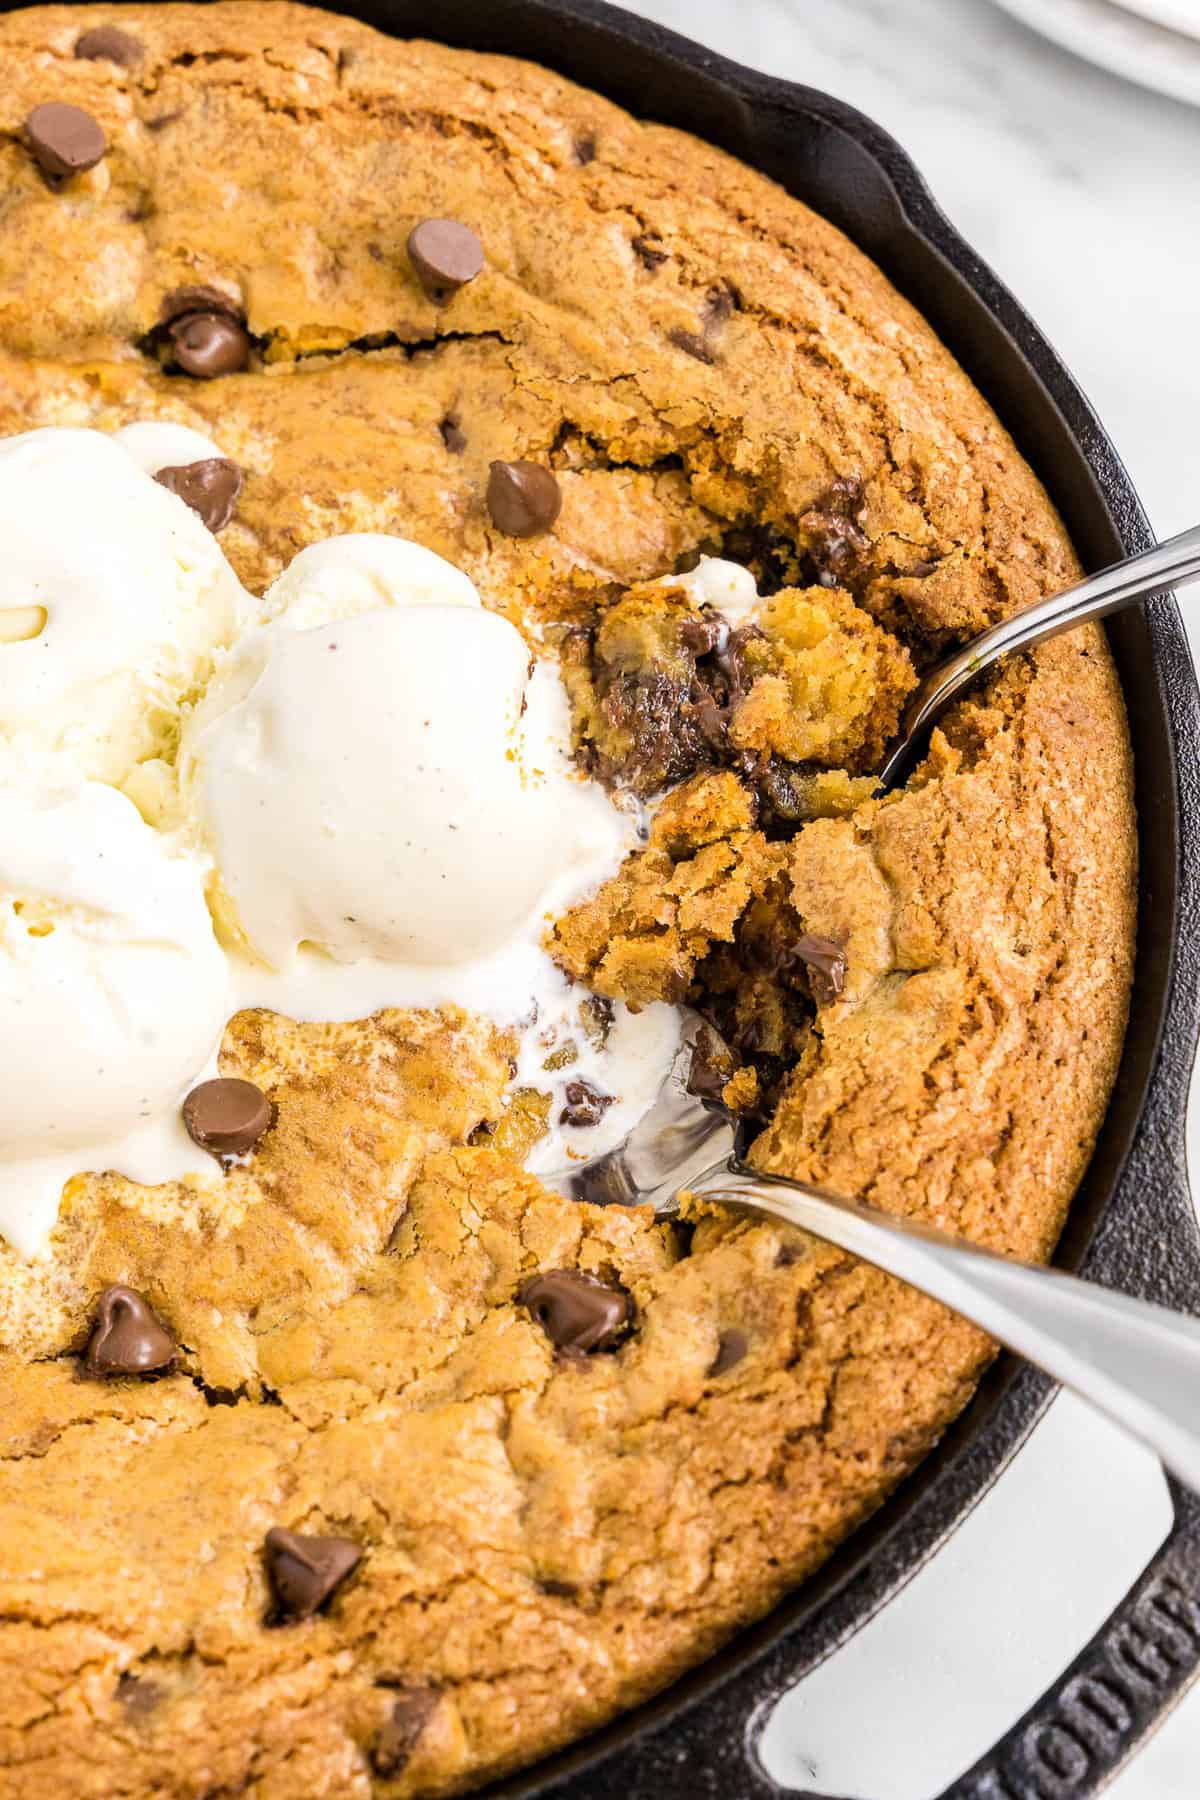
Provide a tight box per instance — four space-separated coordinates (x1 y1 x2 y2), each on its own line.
0 781 229 1252
261 532 481 629
0 429 248 785
183 600 624 969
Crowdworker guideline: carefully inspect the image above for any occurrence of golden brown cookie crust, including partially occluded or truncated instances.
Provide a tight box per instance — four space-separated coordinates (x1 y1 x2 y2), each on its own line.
0 6 1135 1797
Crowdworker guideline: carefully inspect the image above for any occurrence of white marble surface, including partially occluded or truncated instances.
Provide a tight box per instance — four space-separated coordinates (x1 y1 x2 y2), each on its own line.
618 2 1200 1794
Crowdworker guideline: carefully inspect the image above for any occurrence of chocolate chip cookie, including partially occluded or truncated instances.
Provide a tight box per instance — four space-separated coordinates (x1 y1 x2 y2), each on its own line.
0 7 1136 1798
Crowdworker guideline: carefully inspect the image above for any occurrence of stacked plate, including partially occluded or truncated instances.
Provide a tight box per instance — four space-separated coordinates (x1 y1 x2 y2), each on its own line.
991 0 1200 106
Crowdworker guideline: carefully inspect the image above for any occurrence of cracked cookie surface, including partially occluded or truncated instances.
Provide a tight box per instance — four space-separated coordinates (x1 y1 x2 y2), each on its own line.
0 6 1136 1797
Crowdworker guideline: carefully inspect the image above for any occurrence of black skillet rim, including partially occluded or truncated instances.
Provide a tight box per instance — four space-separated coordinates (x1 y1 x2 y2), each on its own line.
39 1 1200 1793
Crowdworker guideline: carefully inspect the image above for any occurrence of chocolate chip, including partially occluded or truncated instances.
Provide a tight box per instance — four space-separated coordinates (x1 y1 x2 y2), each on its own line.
407 218 484 303
371 1686 438 1777
25 102 106 183
578 994 614 1047
439 415 467 455
716 623 765 700
518 1270 632 1354
596 667 692 796
75 24 142 65
679 614 722 656
559 1078 613 1129
182 1077 272 1158
168 312 250 379
750 754 815 826
669 327 717 365
798 476 869 587
687 1025 733 1104
537 1577 577 1598
486 460 561 537
84 1286 176 1377
799 509 868 588
154 458 243 532
793 934 847 1007
709 1328 749 1377
574 135 597 165
632 233 668 271
115 1673 162 1716
264 1527 362 1621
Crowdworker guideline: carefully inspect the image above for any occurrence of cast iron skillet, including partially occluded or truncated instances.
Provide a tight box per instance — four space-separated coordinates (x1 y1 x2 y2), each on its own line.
354 8 1200 1795
57 0 1200 1791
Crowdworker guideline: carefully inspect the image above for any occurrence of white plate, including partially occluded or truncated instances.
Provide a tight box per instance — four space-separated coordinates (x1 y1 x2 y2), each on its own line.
990 0 1200 106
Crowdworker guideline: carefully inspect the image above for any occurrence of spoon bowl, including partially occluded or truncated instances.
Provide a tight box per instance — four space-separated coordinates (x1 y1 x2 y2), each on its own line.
876 519 1200 790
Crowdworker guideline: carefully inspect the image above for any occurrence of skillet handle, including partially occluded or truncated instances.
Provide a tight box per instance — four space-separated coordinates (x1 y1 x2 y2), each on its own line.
944 1480 1200 1798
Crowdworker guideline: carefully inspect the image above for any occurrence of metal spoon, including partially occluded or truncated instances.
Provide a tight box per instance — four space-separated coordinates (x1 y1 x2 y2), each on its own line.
877 520 1200 789
544 1013 1200 1493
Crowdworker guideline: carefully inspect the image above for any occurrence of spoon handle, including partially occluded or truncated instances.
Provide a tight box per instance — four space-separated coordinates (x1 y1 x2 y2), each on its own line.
882 520 1200 788
692 1158 1200 1493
